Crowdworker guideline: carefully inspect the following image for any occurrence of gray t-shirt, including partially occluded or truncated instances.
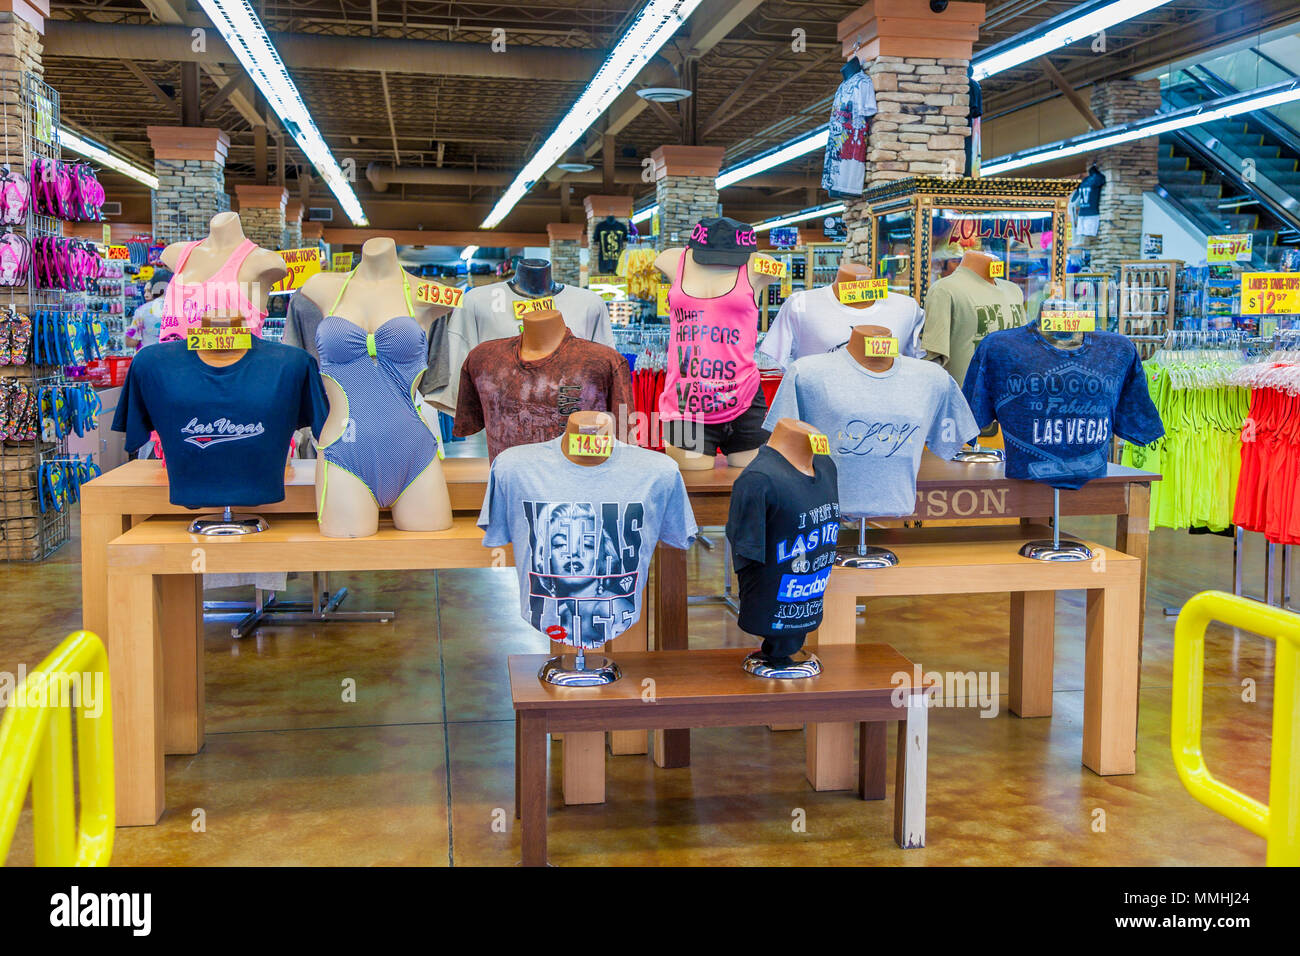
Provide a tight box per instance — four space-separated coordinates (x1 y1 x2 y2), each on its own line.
759 284 925 369
433 282 615 411
764 350 978 517
478 437 698 648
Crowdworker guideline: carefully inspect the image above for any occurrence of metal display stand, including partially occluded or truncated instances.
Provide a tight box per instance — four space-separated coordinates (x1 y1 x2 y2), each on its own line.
953 443 1005 464
1019 488 1093 562
203 571 395 639
538 643 622 687
836 516 899 568
742 648 822 679
188 506 269 535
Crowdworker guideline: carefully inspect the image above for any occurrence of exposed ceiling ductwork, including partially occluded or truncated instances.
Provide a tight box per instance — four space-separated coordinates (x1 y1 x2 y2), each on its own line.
365 163 817 193
43 21 676 84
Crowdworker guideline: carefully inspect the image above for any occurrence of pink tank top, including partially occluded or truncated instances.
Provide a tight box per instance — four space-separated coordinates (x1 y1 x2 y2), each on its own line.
659 250 761 424
160 238 269 342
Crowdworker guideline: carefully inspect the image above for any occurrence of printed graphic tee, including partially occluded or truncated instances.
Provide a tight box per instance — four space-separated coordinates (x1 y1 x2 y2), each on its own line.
921 266 1028 387
759 285 925 369
726 446 841 640
593 218 629 275
454 329 635 461
478 438 698 648
963 324 1165 489
822 70 878 198
765 350 979 516
1076 169 1105 217
432 281 614 410
112 337 329 507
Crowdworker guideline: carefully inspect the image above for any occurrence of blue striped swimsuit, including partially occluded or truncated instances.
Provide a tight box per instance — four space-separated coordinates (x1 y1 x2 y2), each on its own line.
315 271 439 509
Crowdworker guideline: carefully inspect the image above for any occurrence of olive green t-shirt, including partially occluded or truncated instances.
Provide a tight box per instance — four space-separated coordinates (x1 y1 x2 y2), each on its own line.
921 268 1026 387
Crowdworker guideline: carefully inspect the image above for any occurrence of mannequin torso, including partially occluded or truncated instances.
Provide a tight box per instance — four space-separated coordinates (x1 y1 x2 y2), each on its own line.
160 212 288 313
561 411 616 466
847 323 895 372
766 418 818 476
518 308 567 361
832 262 878 313
509 258 562 298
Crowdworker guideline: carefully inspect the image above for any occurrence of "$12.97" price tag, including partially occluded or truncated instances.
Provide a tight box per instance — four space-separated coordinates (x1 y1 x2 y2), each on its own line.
863 335 899 357
567 433 612 457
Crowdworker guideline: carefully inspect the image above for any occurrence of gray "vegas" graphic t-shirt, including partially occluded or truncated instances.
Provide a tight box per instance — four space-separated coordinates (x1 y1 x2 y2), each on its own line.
478 437 698 648
764 350 978 517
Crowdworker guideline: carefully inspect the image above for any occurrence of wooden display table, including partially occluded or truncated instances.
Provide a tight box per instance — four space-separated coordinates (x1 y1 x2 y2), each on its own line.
805 525 1142 787
509 644 929 866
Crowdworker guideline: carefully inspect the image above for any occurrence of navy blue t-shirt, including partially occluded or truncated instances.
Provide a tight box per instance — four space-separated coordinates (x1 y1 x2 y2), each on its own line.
962 324 1163 489
113 337 329 508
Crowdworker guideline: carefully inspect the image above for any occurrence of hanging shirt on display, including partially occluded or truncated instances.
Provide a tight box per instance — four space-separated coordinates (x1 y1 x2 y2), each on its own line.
821 70 878 198
759 285 925 369
962 324 1164 490
478 437 698 648
454 329 635 461
112 337 329 508
765 351 977 516
593 218 629 275
921 266 1027 387
432 281 614 411
1076 168 1105 217
726 446 840 640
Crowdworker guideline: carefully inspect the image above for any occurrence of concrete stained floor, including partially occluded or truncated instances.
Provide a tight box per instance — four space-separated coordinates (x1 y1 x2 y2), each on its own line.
0 511 1279 866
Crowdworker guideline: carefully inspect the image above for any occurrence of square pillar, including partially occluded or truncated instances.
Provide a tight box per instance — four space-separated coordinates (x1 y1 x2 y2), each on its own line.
148 126 231 245
837 1 984 264
582 194 633 273
0 7 43 172
301 219 324 257
650 145 724 249
235 184 288 250
546 221 585 286
282 199 304 250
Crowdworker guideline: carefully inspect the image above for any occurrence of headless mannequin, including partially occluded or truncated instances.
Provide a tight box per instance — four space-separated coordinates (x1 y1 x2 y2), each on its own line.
160 211 288 302
653 246 778 471
958 250 997 284
519 307 567 361
302 237 453 536
832 262 878 313
1037 281 1085 350
847 323 895 372
561 410 615 466
510 258 562 297
766 417 818 476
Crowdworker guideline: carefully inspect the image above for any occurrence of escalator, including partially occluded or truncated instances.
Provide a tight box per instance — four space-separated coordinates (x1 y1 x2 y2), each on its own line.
1156 44 1300 267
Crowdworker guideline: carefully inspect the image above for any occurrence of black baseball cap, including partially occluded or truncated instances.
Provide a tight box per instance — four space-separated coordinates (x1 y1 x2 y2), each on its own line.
688 216 758 266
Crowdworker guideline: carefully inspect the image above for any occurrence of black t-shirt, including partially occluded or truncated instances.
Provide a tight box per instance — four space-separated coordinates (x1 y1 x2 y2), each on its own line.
725 445 841 639
593 218 628 274
113 337 329 508
1077 170 1105 216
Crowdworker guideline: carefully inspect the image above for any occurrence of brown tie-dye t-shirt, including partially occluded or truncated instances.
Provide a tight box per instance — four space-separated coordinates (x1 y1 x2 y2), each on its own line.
453 330 634 460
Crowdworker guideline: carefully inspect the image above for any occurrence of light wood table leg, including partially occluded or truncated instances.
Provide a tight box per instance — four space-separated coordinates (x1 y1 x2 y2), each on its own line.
894 694 928 848
1116 482 1151 651
653 546 690 768
518 711 548 866
81 513 129 638
107 571 165 826
858 720 887 800
607 615 648 755
161 574 204 755
1009 590 1056 717
805 588 858 791
1083 583 1140 775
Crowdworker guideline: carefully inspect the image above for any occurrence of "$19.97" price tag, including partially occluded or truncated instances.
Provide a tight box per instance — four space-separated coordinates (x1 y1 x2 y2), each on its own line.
1040 310 1095 333
187 329 252 350
415 281 464 308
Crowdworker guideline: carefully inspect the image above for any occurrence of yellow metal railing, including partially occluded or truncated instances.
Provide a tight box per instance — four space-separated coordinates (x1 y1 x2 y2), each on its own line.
0 631 114 866
1172 590 1300 866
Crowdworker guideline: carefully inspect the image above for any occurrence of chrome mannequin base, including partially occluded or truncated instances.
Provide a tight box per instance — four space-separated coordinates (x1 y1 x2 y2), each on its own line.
743 648 822 679
835 545 899 569
1019 539 1093 561
188 507 268 536
952 448 1005 463
538 654 622 686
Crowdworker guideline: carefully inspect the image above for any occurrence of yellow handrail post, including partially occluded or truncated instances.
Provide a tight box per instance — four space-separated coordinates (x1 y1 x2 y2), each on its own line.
1171 590 1300 866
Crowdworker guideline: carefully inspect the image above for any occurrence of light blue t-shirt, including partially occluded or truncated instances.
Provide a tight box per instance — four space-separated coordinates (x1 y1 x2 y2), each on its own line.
764 350 979 517
478 436 698 648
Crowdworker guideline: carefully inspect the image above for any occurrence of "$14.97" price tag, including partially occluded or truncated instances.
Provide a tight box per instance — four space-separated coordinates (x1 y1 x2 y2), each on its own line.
1040 310 1095 333
567 433 612 457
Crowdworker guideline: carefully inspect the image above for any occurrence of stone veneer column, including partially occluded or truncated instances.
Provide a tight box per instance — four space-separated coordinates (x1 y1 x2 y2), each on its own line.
546 222 584 285
0 5 43 171
282 200 303 249
147 126 231 244
650 145 724 249
301 220 324 258
1080 79 1161 272
836 0 984 264
582 194 633 271
235 184 287 250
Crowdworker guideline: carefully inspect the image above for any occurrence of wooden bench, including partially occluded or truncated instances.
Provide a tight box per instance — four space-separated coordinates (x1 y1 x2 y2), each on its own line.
509 644 929 866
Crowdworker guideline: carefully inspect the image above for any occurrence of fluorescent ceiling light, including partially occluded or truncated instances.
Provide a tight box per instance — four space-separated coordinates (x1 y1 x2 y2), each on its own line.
461 245 479 261
982 78 1300 175
972 0 1177 81
481 0 702 228
631 205 657 224
195 0 368 226
753 202 845 233
717 127 828 189
59 128 158 190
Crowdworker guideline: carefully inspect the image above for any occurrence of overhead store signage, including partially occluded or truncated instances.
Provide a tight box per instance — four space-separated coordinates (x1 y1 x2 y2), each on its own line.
1240 273 1300 315
837 279 888 304
1207 234 1252 263
1040 310 1096 333
272 248 323 292
414 281 464 308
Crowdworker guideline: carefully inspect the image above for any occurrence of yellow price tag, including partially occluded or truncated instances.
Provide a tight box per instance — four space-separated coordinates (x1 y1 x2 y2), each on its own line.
331 252 354 272
863 336 899 357
656 283 670 317
567 433 613 458
137 265 154 282
415 281 464 308
1240 273 1300 315
513 296 557 318
271 248 323 292
808 433 830 455
989 261 1005 278
837 278 889 304
754 257 787 279
1208 233 1253 263
1040 310 1096 333
187 329 252 350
